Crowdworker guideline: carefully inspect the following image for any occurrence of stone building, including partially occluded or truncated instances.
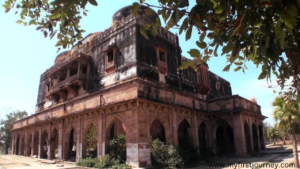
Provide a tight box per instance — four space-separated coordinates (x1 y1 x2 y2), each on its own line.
11 5 266 168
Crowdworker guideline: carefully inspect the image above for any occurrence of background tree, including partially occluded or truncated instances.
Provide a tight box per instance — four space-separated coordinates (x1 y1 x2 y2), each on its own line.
0 111 28 154
263 122 272 144
272 96 300 168
267 127 279 146
3 0 300 98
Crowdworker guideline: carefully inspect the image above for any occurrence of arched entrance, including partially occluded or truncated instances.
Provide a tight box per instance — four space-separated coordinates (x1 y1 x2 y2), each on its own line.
198 122 208 156
27 134 32 156
15 135 20 155
105 117 126 154
50 128 59 159
252 124 259 151
178 119 193 149
226 125 236 154
33 131 39 157
82 123 98 159
216 126 226 156
20 136 25 155
259 125 265 150
244 122 252 153
65 127 77 161
150 119 166 142
41 130 48 159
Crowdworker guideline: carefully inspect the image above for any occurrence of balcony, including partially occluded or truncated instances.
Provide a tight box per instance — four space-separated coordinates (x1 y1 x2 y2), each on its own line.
45 53 91 102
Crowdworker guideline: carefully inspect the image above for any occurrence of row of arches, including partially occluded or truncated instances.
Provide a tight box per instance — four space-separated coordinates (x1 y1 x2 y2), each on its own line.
244 122 265 153
14 117 265 160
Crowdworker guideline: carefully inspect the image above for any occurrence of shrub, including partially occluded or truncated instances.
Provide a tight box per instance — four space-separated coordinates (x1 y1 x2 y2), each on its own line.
150 138 183 168
76 157 99 167
109 134 126 163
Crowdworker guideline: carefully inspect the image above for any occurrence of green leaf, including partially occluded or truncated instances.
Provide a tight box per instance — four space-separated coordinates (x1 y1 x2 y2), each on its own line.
179 60 196 70
179 17 189 34
16 20 23 24
223 64 231 72
215 6 224 14
188 49 200 57
185 26 192 41
234 62 243 66
234 66 242 72
88 0 98 6
140 27 149 39
132 2 140 16
258 71 267 79
196 41 207 49
200 31 206 42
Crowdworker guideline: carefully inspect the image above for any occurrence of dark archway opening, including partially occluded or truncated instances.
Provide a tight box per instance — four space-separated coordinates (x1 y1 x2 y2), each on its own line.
198 123 208 156
252 124 259 152
27 134 32 156
66 128 76 161
82 124 98 159
259 125 265 150
105 118 126 154
244 122 252 153
178 119 193 149
41 130 48 159
216 126 226 156
150 119 166 142
20 136 25 155
15 135 20 155
33 131 39 157
226 125 236 154
50 129 59 159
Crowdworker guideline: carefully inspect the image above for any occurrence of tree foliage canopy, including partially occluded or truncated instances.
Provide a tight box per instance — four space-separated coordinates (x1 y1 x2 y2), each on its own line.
0 111 28 154
3 0 300 97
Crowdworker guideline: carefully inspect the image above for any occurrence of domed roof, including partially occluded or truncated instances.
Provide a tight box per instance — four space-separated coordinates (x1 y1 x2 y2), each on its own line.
112 5 158 23
54 50 71 64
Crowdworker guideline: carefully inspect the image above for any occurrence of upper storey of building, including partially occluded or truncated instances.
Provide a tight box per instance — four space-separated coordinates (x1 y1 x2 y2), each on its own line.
36 5 234 113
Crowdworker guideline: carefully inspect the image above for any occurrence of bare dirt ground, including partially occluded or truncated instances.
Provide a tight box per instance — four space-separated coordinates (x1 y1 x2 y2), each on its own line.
0 145 299 169
193 144 299 169
0 155 79 169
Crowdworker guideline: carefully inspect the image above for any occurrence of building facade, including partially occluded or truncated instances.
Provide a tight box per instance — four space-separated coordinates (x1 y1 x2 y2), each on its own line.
11 6 266 168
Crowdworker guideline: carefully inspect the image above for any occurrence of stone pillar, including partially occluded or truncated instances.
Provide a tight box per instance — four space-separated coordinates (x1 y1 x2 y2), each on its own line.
58 121 64 160
172 110 178 146
235 115 247 156
47 126 51 160
192 115 199 150
249 121 254 153
38 128 42 158
31 131 34 157
76 116 82 162
126 107 141 168
77 62 81 78
98 112 103 160
11 134 14 155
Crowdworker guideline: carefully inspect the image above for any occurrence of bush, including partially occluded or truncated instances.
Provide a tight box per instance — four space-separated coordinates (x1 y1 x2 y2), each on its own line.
151 138 183 168
76 157 99 167
77 135 128 169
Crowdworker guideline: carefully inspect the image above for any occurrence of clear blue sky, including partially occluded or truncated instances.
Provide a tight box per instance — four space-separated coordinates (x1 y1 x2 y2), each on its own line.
0 0 278 125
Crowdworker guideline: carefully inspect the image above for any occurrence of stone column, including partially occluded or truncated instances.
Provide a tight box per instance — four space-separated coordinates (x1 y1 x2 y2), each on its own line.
126 107 141 168
38 129 42 158
98 112 103 160
31 131 34 157
11 134 14 155
235 115 247 156
58 121 64 159
76 116 82 162
172 110 178 146
192 115 199 150
249 120 254 153
48 126 51 160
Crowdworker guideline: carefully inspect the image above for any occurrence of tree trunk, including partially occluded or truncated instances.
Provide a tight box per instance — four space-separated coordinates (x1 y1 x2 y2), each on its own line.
291 125 299 168
282 135 286 146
